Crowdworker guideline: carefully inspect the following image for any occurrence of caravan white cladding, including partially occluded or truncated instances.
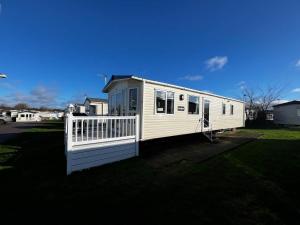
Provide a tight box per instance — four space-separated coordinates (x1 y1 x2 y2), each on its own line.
65 114 139 175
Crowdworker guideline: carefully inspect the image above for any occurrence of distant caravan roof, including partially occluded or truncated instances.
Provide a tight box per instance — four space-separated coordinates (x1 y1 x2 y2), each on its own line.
103 75 244 103
273 100 300 107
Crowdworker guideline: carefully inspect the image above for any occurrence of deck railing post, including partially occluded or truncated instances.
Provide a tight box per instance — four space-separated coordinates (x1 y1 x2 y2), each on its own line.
64 115 68 157
66 113 73 175
135 114 140 156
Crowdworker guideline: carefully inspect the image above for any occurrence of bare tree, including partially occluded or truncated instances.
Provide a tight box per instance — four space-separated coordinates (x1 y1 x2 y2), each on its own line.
242 87 259 110
242 84 285 122
257 85 284 112
14 103 29 110
39 106 50 111
0 104 12 110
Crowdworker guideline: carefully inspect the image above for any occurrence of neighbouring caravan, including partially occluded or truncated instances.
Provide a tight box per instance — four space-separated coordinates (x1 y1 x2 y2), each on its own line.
74 104 86 114
103 75 245 141
16 111 41 122
273 101 300 125
84 97 108 116
39 111 65 120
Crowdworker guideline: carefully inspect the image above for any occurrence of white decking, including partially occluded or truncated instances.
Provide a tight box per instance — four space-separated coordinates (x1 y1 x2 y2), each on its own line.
65 114 139 175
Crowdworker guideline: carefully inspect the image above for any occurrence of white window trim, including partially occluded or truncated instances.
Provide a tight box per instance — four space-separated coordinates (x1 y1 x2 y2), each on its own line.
154 89 175 115
187 94 200 115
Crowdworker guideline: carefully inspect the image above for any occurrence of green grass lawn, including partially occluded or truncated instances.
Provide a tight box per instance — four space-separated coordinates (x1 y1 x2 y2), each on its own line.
0 123 300 225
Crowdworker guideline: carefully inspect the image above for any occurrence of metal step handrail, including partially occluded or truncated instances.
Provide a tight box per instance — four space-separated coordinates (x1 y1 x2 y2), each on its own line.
202 118 213 142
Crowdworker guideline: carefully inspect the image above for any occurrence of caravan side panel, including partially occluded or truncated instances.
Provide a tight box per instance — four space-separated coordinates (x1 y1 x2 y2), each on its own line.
142 81 244 140
274 105 300 125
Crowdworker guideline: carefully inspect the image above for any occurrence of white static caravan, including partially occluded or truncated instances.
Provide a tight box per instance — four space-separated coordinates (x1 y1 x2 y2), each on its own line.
84 97 108 116
103 75 245 141
74 104 86 114
65 75 245 174
16 111 41 122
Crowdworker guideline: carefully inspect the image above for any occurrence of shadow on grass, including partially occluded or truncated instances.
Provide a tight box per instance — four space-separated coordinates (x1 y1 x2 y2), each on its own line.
140 133 211 157
13 121 64 130
1 124 300 225
244 121 300 131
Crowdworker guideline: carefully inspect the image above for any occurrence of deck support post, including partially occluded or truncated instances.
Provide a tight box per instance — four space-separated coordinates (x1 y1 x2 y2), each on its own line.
135 114 140 156
66 113 73 175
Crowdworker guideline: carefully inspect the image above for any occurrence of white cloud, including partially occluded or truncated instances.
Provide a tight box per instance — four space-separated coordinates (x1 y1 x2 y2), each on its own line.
291 88 300 93
237 81 246 90
205 56 228 71
179 75 203 81
237 81 246 86
0 83 98 109
59 93 87 108
0 85 60 108
296 59 300 68
271 99 289 106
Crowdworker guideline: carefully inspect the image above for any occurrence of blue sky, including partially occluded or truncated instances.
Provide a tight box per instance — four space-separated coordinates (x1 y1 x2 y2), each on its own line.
0 0 300 108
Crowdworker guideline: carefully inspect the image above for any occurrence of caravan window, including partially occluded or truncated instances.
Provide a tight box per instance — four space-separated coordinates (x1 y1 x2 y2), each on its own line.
167 92 174 114
188 95 199 114
116 93 122 115
129 88 137 111
222 103 226 115
230 104 234 115
111 94 116 115
156 90 166 113
122 89 127 115
155 90 174 114
109 91 125 115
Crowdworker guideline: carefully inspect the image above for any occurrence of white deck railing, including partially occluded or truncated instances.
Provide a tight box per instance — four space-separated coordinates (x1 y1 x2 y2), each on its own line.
65 114 139 148
65 114 140 175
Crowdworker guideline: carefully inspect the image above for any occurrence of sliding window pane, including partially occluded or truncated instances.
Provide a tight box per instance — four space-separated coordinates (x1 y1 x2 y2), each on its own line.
188 95 199 114
156 90 166 113
167 92 174 114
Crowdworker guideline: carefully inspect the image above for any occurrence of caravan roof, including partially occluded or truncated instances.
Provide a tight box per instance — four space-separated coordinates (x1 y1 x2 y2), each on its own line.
103 75 244 103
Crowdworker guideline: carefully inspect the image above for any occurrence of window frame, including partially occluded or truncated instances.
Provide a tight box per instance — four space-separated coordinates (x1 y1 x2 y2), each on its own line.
188 95 200 115
154 89 175 115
